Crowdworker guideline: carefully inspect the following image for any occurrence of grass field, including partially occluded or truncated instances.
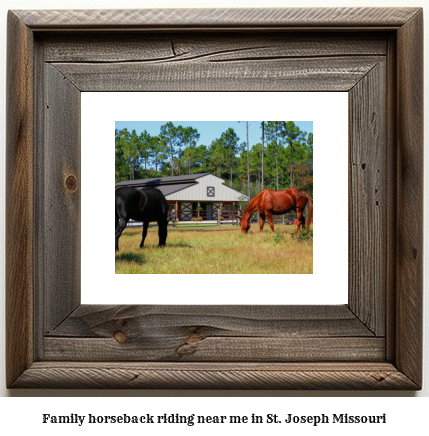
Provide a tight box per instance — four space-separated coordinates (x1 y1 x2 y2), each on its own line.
115 224 313 274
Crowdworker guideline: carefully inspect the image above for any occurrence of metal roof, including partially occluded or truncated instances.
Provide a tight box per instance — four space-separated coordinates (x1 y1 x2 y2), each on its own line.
116 173 248 201
150 183 196 197
116 173 210 188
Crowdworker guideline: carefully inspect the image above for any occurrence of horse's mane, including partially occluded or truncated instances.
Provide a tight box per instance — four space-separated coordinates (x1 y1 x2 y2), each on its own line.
243 194 261 218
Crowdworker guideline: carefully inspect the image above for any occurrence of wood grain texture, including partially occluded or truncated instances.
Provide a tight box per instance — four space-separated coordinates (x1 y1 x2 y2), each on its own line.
11 362 419 390
52 56 383 92
14 8 421 29
348 62 386 335
6 11 35 388
6 7 423 390
47 305 374 338
44 305 381 362
43 64 81 333
395 9 424 388
42 33 388 63
384 33 398 364
44 337 385 362
44 34 387 91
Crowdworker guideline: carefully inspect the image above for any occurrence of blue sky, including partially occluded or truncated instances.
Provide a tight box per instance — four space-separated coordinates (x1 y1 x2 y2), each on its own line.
115 121 313 148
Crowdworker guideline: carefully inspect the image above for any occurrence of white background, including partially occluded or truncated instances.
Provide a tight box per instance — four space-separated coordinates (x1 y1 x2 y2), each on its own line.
0 0 428 426
82 92 348 305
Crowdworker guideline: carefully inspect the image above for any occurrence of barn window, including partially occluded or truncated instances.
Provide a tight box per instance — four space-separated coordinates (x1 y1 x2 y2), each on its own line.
207 187 215 197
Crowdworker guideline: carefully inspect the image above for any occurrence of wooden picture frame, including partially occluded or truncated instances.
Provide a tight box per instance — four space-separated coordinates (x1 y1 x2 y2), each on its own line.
6 8 423 389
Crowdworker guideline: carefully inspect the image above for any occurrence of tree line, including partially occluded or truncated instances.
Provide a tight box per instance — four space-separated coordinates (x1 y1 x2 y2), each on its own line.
115 121 313 199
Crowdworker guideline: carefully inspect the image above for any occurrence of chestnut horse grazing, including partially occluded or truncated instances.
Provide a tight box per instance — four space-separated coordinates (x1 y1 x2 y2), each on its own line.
238 188 313 234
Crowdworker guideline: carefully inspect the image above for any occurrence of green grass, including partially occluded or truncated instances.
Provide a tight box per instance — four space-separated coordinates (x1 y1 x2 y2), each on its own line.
115 224 313 274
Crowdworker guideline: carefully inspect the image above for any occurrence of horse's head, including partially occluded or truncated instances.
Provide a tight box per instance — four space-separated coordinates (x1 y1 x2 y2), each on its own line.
238 216 251 234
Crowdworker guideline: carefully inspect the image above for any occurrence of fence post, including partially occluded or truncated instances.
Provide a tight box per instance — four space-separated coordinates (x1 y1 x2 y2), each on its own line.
217 203 222 226
171 209 176 228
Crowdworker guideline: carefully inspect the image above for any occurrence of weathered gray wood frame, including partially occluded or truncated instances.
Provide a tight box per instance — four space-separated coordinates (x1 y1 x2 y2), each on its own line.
6 8 423 390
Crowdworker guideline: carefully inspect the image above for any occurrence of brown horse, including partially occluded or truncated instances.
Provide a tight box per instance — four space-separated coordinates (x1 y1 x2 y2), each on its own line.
238 188 313 234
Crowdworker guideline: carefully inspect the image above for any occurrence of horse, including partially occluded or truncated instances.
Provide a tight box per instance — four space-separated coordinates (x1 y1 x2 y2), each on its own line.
115 186 169 251
238 188 313 235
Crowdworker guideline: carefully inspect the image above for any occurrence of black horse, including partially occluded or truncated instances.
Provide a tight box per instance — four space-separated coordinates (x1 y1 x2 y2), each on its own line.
115 186 169 251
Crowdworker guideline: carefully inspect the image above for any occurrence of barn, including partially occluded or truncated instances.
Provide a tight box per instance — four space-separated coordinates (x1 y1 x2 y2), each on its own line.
116 173 249 221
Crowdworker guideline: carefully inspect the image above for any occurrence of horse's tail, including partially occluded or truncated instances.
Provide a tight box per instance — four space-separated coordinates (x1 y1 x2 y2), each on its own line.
306 195 313 232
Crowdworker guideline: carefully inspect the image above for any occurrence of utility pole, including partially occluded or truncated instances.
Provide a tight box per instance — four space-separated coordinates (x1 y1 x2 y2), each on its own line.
246 121 250 200
239 121 252 200
261 121 265 190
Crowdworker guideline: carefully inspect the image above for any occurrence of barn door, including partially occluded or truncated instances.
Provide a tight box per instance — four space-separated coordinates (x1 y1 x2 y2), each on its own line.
212 203 221 220
180 203 192 221
206 204 212 220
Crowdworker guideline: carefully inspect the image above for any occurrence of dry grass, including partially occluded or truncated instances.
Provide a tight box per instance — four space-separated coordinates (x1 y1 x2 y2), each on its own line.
115 224 312 274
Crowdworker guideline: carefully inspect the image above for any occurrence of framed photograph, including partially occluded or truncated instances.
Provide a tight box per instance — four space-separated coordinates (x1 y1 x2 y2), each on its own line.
6 7 423 389
85 92 346 305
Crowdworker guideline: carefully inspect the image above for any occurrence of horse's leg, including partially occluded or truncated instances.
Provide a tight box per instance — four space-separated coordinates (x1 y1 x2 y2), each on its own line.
296 208 306 233
259 213 266 232
265 212 275 233
140 221 149 248
115 217 127 251
300 211 306 231
157 219 168 247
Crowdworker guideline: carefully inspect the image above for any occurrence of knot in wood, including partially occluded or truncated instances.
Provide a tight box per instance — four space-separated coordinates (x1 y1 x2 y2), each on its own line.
64 174 78 193
186 333 203 344
114 331 128 343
